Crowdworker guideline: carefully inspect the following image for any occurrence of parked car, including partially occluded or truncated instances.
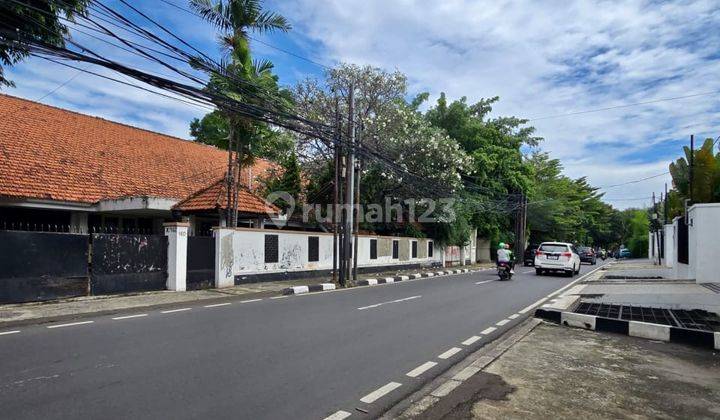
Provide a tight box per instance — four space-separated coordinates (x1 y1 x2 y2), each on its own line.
577 246 597 265
523 245 538 266
534 242 581 277
619 248 631 259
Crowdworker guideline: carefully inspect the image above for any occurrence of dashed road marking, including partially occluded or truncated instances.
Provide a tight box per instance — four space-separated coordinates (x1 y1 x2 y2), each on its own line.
480 327 497 335
509 314 520 319
406 361 437 378
161 308 191 314
360 382 402 404
357 295 421 311
47 321 94 329
323 410 352 420
496 319 510 326
475 280 494 285
204 303 231 308
438 347 462 359
270 296 289 300
462 335 482 345
112 314 148 320
240 298 263 303
0 330 20 336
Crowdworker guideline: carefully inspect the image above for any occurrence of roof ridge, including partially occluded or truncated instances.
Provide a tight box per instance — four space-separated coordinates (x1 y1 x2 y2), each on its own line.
0 92 226 153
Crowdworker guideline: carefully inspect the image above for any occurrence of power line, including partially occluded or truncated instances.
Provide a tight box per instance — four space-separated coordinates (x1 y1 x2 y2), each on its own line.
528 90 720 121
596 171 670 189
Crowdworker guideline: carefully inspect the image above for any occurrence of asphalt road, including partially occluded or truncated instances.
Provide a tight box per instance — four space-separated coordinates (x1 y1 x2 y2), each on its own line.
0 262 606 420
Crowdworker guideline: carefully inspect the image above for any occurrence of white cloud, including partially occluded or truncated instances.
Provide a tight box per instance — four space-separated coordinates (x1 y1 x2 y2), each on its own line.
277 0 720 208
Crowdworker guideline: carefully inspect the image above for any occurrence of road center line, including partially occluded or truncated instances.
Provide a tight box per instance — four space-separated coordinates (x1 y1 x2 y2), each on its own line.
480 327 497 335
360 382 402 403
161 308 191 314
323 410 352 420
462 335 481 345
357 295 421 310
438 347 462 359
47 321 94 329
112 314 148 320
475 280 494 285
0 330 20 336
406 361 437 378
240 298 263 303
204 303 231 308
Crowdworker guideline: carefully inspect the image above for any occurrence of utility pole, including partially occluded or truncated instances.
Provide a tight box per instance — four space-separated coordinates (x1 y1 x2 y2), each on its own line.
332 96 341 285
225 123 235 227
344 84 356 283
689 134 694 204
352 122 363 283
664 183 668 225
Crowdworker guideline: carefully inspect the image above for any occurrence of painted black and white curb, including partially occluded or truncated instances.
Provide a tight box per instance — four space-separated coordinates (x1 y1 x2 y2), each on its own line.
282 283 336 295
535 307 720 350
356 268 480 287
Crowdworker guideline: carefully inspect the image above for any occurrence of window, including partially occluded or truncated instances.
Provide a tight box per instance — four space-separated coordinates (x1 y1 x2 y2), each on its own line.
428 241 434 258
265 234 279 263
392 240 399 259
308 236 319 262
411 241 418 258
370 239 378 260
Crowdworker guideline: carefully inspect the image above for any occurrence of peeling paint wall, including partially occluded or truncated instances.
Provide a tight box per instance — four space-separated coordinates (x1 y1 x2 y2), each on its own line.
215 229 443 280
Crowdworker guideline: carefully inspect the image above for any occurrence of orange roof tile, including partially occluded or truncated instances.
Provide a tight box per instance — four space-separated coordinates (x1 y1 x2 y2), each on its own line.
0 94 274 204
172 178 279 215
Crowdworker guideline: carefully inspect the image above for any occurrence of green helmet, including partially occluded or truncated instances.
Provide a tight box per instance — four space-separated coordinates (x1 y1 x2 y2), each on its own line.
498 242 505 249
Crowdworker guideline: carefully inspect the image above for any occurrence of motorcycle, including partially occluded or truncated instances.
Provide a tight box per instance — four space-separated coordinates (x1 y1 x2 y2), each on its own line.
497 261 513 281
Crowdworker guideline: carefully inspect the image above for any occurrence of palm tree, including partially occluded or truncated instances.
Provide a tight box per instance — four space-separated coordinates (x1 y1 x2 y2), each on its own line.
189 0 291 226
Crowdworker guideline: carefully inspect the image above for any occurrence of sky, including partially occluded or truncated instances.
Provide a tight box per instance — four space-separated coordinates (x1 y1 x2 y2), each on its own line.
5 0 720 209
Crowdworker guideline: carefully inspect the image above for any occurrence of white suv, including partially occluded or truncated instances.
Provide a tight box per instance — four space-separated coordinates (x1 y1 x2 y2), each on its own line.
534 242 581 276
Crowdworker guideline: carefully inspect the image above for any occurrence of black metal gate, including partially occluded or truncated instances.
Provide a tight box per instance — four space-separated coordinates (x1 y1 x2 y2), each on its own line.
0 231 89 303
90 233 167 295
677 218 689 264
187 236 215 290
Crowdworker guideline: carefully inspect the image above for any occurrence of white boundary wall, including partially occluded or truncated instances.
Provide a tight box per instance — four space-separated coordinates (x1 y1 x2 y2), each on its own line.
663 223 674 268
687 203 720 284
214 228 442 287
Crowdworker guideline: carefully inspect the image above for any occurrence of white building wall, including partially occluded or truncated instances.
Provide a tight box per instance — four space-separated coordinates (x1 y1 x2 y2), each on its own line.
687 203 720 284
215 228 443 287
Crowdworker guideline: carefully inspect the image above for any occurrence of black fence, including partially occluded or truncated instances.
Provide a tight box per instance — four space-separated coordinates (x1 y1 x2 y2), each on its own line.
90 233 168 295
187 236 215 290
0 231 89 303
677 218 689 264
0 230 168 304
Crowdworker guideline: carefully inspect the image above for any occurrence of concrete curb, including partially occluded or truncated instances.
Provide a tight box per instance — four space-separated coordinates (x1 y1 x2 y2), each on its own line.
356 268 478 287
535 307 720 350
282 283 336 295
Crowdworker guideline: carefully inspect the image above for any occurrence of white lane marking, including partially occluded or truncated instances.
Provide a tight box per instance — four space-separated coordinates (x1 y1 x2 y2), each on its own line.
509 314 520 319
406 361 438 378
161 308 191 314
519 298 547 314
496 319 510 326
270 296 288 300
323 410 352 420
517 264 606 314
360 382 402 404
47 321 94 329
112 314 148 320
0 330 20 336
204 303 231 308
240 298 262 303
357 295 421 311
438 347 462 359
480 327 497 335
462 335 482 345
475 280 494 285
522 269 535 274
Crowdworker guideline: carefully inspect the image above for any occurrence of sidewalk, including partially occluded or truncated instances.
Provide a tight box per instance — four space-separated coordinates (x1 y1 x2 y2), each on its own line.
393 320 720 419
0 263 493 327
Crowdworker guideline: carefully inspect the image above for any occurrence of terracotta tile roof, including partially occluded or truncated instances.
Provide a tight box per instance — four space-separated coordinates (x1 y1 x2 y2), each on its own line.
0 94 274 204
172 178 279 215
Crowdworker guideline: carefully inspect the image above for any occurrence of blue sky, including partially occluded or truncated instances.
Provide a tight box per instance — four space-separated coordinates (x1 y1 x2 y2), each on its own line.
5 0 720 209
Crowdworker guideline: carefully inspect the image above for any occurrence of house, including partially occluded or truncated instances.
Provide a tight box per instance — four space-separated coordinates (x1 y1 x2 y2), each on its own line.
0 94 278 235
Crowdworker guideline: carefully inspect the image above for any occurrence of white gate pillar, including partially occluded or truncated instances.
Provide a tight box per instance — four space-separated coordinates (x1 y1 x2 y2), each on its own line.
164 222 189 291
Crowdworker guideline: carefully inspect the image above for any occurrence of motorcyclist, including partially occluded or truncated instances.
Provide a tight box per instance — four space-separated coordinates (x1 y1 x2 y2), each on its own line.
497 242 515 274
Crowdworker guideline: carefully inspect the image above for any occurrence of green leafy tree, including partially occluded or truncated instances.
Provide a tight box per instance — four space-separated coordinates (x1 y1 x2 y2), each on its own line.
260 151 302 212
669 138 720 207
0 0 88 87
